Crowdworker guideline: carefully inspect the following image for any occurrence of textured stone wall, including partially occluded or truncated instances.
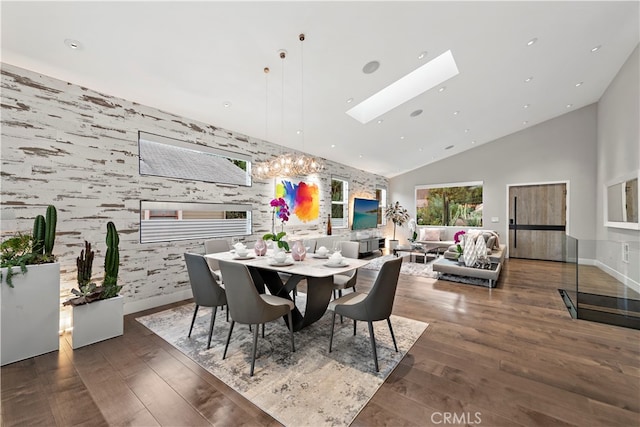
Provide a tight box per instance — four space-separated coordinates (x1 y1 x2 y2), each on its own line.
0 63 388 312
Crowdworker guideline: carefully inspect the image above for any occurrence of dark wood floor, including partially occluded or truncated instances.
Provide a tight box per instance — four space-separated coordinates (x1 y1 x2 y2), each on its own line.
2 258 639 426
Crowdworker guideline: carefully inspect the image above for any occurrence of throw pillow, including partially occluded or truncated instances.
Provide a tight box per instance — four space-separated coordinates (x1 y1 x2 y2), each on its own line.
419 228 441 241
486 235 497 250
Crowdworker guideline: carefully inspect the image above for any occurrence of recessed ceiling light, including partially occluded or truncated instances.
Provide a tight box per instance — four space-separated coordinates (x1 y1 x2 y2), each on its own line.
591 45 601 53
527 37 538 46
346 98 353 104
445 145 454 150
438 86 446 93
566 104 573 108
359 154 363 158
471 140 476 144
331 144 336 148
464 129 469 133
575 82 583 87
64 39 82 50
296 129 302 135
418 51 429 60
523 121 528 125
346 50 459 124
377 119 383 124
410 109 423 117
524 76 533 83
523 104 530 109
223 101 231 108
418 148 423 152
400 136 405 140
362 60 380 74
453 110 460 116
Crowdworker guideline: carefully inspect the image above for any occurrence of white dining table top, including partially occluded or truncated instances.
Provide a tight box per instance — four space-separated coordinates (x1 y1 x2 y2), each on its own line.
205 250 370 278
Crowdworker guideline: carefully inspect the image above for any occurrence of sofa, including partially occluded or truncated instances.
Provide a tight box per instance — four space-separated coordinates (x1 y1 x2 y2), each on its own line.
442 230 506 264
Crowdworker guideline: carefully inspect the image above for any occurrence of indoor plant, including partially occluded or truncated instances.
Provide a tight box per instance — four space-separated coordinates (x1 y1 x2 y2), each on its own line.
63 221 123 349
1 205 60 365
385 201 410 249
262 197 291 251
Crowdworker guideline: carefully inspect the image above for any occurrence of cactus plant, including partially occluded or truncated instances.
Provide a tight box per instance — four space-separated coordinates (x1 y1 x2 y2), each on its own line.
76 240 95 289
32 215 46 255
102 221 121 299
44 205 56 257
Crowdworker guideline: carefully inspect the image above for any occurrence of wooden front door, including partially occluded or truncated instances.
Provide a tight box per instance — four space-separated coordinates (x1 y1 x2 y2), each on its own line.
508 183 567 261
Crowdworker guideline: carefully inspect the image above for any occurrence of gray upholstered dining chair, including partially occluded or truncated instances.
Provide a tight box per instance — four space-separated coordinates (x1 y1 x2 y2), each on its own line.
328 256 403 372
332 241 361 299
184 252 228 350
204 238 230 281
218 260 295 376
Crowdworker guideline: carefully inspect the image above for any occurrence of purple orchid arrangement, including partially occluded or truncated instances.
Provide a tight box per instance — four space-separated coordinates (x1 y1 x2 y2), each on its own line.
263 197 291 251
454 230 466 257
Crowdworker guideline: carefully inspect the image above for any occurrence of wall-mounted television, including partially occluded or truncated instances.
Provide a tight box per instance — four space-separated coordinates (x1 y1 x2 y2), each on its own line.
352 198 379 230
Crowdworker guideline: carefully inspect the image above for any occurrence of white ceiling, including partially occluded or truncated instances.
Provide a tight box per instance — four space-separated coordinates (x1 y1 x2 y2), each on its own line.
2 1 639 178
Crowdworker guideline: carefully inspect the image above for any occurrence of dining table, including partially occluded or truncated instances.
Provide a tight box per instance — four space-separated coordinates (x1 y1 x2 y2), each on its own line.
205 249 370 331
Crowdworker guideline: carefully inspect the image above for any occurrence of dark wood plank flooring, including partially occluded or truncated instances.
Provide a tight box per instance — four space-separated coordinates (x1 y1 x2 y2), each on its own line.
2 258 639 426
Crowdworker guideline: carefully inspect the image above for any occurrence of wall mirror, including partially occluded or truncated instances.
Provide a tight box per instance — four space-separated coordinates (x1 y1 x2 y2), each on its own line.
139 131 252 186
605 171 639 230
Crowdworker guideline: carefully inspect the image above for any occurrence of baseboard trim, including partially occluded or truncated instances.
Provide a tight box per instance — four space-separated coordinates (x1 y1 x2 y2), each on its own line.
124 289 193 315
595 260 640 295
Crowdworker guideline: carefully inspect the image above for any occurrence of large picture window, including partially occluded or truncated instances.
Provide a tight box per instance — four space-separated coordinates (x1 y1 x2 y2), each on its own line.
415 182 483 226
331 177 349 228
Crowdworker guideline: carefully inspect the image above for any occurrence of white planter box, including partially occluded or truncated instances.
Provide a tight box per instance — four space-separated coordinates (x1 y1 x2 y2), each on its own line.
389 239 399 250
1 263 60 366
71 295 123 349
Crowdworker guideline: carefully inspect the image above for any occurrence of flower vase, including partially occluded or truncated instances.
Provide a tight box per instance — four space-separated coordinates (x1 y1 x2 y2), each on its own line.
462 235 477 267
291 240 306 261
254 239 267 256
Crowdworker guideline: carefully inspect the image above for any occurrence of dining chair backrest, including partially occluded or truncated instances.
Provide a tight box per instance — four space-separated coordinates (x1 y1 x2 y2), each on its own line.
218 260 274 325
355 256 402 321
184 253 226 307
340 241 360 259
305 239 317 254
204 238 230 271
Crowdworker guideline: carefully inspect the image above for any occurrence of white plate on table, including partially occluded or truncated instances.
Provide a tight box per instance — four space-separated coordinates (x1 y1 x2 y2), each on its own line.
268 260 294 267
313 254 329 259
233 255 255 260
324 261 348 268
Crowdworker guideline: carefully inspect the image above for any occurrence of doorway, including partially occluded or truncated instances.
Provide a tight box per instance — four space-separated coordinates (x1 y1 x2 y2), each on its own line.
508 183 567 261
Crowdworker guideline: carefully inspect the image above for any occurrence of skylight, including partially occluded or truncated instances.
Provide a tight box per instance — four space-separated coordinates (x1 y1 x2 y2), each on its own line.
346 50 459 124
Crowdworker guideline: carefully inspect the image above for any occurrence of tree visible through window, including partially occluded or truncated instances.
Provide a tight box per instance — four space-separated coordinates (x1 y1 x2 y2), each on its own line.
415 182 483 226
331 178 348 228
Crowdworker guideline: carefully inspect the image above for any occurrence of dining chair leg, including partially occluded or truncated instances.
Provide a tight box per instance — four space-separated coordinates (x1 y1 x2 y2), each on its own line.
223 320 235 359
188 305 199 337
207 306 218 349
250 323 259 377
225 305 229 322
368 321 379 372
287 311 295 352
329 311 337 352
387 317 398 352
261 323 265 338
353 319 357 336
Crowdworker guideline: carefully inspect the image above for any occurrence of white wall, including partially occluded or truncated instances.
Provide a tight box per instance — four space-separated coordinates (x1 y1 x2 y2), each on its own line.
389 104 598 256
596 44 640 288
0 63 388 314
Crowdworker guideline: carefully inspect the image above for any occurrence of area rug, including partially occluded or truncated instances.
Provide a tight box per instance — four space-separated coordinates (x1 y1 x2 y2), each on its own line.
361 254 439 278
136 294 428 426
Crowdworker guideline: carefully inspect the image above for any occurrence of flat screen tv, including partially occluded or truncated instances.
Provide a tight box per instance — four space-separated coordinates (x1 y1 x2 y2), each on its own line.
352 198 379 230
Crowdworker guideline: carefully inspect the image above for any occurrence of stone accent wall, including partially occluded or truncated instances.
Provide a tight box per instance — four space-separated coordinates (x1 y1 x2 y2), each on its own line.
0 63 388 313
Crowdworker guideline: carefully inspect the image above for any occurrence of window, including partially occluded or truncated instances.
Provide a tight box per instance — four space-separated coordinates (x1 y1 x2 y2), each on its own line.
139 131 252 186
415 181 483 226
331 177 349 228
140 201 252 243
375 187 387 225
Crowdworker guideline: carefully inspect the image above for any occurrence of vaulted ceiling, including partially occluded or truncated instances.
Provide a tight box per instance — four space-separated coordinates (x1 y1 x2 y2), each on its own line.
2 1 638 177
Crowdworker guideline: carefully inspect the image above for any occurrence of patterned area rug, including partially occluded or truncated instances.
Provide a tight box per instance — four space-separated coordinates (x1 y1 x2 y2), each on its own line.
136 294 428 426
361 254 439 278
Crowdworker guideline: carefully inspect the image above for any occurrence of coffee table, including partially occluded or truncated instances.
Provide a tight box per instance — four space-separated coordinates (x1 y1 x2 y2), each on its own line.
432 257 501 288
393 245 436 264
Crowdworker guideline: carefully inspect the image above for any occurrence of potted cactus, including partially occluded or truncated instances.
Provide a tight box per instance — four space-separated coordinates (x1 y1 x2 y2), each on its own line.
1 205 60 365
64 221 123 349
